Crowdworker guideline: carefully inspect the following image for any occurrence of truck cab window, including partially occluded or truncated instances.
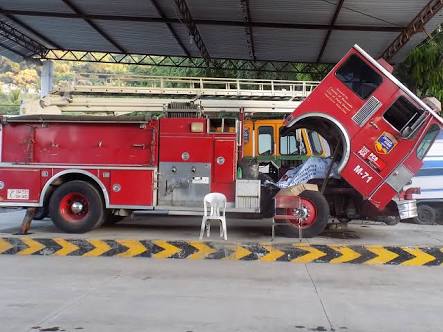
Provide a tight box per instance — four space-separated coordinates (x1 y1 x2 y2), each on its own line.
308 130 323 155
258 126 274 156
383 97 424 137
417 125 440 160
280 128 298 155
336 54 382 99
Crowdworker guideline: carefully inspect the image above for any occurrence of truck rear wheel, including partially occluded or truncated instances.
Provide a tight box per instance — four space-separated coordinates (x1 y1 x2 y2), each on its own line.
283 190 329 238
33 206 48 220
49 180 105 233
414 204 437 225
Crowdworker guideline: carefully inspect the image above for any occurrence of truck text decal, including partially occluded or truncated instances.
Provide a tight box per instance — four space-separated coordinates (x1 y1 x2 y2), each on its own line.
353 165 373 183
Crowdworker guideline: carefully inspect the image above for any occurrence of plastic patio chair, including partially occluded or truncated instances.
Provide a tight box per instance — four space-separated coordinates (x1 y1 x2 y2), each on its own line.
199 192 227 241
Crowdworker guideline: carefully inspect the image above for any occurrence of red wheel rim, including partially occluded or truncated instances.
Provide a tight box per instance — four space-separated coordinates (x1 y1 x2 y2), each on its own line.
286 197 317 229
59 192 89 223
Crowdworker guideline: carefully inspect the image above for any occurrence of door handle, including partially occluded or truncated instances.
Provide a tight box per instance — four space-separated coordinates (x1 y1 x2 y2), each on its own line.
369 121 379 130
132 144 146 149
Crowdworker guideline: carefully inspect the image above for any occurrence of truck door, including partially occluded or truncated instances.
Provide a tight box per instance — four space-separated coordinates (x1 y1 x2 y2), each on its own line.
369 120 440 207
342 95 429 207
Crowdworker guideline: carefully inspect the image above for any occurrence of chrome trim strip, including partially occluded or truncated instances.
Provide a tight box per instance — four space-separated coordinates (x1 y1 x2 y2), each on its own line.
0 202 40 207
39 169 110 207
286 112 351 173
354 44 443 126
153 168 158 207
108 204 154 209
0 163 156 170
0 125 3 162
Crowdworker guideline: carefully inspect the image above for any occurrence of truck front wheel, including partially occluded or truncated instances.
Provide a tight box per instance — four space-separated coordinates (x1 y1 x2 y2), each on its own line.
284 190 329 238
49 180 105 233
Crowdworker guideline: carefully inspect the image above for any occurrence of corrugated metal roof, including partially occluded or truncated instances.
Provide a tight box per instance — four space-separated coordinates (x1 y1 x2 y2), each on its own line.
336 0 430 26
0 0 440 66
321 30 398 63
14 15 118 52
253 28 327 62
251 0 335 25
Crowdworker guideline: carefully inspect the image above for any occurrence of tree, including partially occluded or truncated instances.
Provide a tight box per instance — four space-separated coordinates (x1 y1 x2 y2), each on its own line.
396 25 443 101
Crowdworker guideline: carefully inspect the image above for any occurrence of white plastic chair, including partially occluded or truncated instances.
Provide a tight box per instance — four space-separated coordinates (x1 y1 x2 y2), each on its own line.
199 192 227 241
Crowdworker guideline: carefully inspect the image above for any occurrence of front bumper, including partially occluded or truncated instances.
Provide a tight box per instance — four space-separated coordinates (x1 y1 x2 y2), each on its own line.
395 199 417 219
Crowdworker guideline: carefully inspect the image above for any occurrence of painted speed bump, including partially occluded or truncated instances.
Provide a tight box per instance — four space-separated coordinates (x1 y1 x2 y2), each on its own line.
0 237 442 266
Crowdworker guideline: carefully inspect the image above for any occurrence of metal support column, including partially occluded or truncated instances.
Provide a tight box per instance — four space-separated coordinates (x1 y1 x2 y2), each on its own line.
40 60 54 97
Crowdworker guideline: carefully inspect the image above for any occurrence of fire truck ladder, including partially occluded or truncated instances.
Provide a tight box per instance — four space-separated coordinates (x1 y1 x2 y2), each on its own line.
23 74 320 115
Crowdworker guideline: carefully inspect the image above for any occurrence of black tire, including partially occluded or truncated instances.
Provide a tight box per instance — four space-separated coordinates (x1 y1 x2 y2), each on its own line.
413 204 437 225
33 206 48 220
282 190 330 238
49 180 105 233
376 215 400 226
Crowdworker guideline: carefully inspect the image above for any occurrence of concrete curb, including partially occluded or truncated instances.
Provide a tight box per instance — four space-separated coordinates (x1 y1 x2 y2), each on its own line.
1 237 442 266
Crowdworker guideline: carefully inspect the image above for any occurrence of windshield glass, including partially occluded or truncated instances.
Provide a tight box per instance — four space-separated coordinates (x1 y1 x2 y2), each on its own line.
417 124 440 160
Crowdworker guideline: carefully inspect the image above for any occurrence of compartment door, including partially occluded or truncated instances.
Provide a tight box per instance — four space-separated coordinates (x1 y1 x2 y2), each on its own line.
212 139 236 201
109 169 154 207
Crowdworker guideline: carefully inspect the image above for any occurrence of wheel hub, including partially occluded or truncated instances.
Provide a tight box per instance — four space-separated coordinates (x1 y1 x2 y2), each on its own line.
286 198 317 228
292 206 309 219
59 192 89 223
70 201 84 214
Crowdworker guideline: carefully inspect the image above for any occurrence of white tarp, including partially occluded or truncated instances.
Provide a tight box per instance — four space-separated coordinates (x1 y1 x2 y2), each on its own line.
276 157 338 188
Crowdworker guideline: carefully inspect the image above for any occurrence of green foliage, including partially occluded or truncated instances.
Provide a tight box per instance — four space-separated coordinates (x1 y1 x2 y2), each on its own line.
396 26 443 101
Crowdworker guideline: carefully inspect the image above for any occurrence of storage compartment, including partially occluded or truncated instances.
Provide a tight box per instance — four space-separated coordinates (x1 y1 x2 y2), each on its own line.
109 169 155 207
235 179 261 210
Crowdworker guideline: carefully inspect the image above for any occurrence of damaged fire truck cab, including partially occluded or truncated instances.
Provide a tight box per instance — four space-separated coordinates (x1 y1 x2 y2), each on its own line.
284 45 443 212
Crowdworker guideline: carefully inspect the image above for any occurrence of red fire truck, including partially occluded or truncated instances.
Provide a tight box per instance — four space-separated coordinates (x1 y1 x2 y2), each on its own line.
0 45 441 236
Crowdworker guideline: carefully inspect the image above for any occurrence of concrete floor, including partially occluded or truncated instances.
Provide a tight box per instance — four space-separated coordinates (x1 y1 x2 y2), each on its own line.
1 256 442 332
1 209 443 246
1 210 443 331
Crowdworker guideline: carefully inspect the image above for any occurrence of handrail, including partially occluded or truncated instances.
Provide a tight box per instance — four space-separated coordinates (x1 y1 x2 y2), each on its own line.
53 73 320 99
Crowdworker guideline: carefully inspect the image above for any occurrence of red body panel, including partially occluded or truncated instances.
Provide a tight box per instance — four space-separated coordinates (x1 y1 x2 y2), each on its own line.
2 122 158 165
0 168 41 202
109 170 154 206
160 136 212 163
0 120 159 208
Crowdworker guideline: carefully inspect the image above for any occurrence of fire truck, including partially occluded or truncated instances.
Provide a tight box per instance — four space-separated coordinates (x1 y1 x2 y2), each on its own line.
0 45 441 237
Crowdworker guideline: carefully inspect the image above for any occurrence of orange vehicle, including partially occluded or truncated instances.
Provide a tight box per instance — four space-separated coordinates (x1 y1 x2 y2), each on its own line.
242 119 329 180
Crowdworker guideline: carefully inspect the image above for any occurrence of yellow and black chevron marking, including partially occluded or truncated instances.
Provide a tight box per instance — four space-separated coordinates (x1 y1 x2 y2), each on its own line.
0 237 442 266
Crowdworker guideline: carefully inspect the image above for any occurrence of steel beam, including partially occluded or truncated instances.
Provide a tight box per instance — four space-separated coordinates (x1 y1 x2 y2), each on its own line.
41 49 333 78
317 0 345 63
150 0 190 56
0 9 405 33
240 0 256 60
173 0 210 63
382 0 443 61
61 0 126 53
0 20 47 56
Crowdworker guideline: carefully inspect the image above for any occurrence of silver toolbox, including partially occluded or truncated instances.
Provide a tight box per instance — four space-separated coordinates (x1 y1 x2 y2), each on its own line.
235 179 261 211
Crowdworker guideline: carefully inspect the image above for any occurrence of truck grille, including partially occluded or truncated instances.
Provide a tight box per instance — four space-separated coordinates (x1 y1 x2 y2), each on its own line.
352 96 381 126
